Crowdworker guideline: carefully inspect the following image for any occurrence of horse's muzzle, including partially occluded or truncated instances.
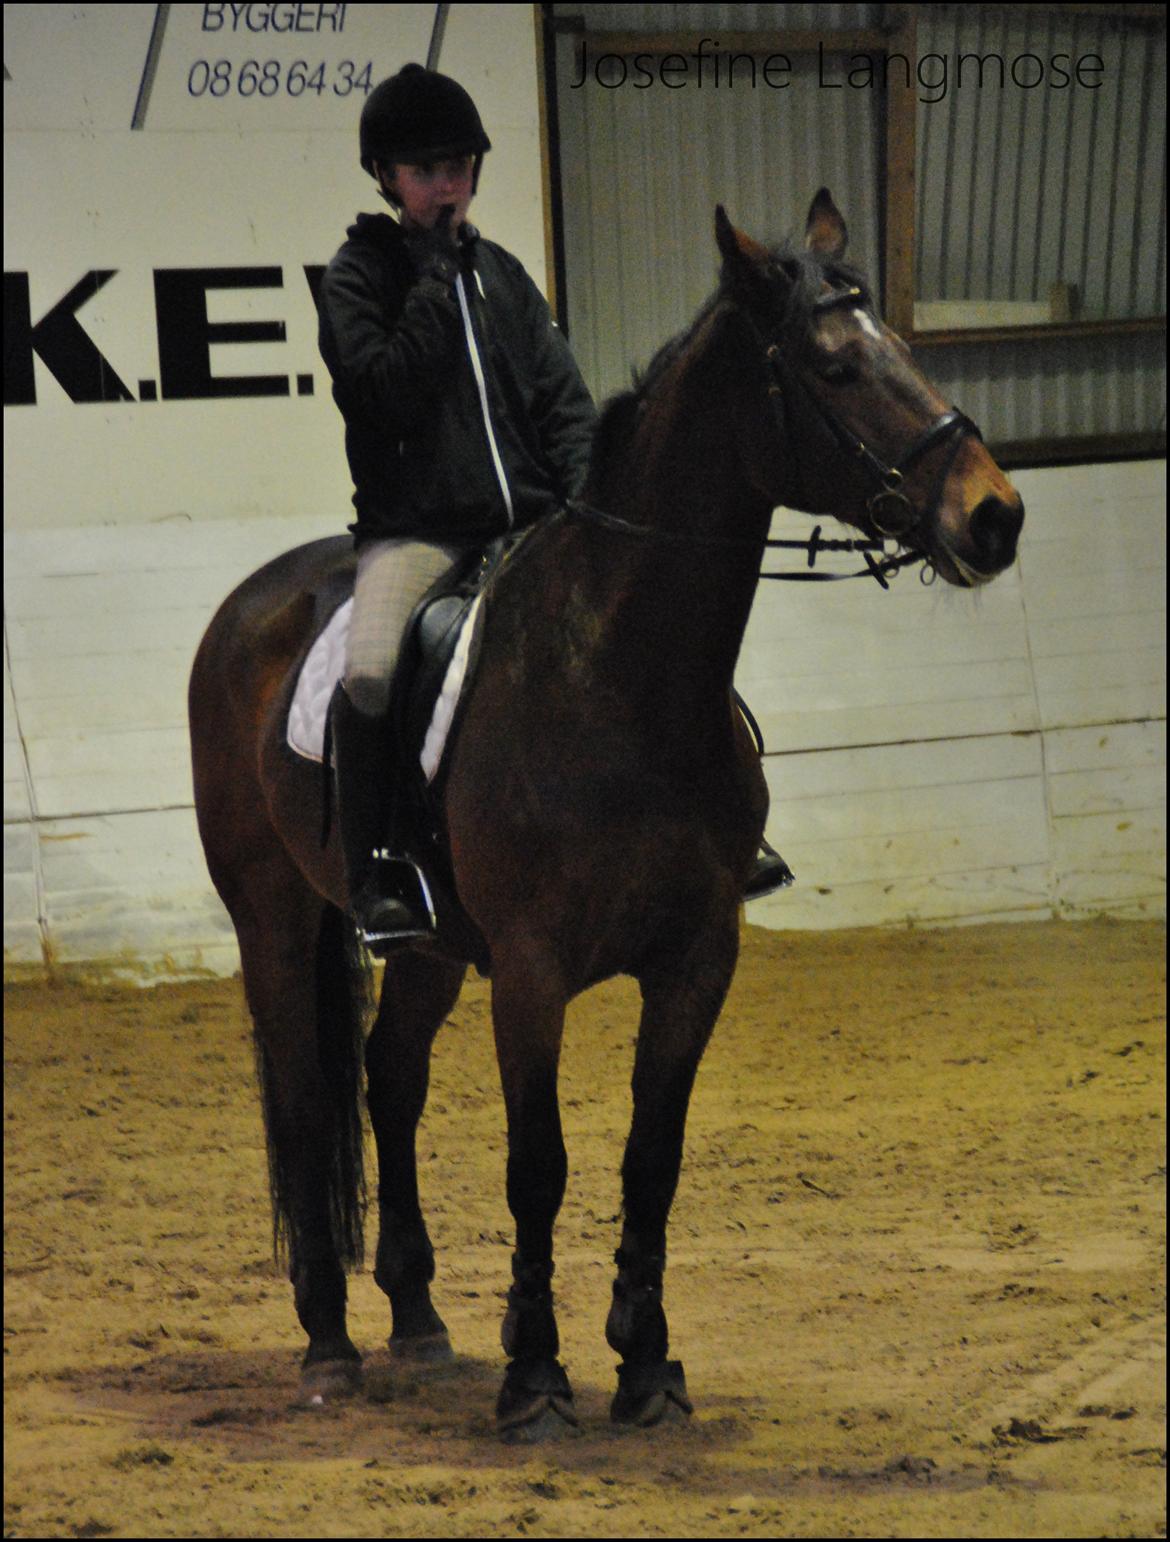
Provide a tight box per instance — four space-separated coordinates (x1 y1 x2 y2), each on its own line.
967 493 1025 575
935 493 1024 586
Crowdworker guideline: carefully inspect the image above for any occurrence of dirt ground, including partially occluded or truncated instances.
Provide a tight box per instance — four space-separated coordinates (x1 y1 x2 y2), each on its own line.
4 918 1166 1539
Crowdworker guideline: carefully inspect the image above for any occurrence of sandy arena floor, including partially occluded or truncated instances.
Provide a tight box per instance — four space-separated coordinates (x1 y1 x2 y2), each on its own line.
4 918 1166 1538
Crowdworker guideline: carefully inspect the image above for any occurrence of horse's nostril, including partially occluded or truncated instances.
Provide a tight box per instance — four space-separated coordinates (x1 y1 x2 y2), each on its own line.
969 496 1024 567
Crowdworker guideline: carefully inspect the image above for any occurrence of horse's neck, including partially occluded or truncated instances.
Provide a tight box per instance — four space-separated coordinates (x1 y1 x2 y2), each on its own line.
584 357 773 701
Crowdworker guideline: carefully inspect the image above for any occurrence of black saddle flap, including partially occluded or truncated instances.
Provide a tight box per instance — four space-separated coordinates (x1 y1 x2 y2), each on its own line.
390 535 520 780
416 591 472 661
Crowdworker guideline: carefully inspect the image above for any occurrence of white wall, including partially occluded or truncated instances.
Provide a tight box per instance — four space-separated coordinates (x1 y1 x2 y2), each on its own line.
3 2 549 976
6 460 1164 977
4 2 547 531
744 459 1166 930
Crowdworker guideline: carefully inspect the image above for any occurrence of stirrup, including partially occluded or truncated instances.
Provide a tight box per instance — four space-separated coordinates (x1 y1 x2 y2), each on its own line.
744 841 795 901
355 856 437 951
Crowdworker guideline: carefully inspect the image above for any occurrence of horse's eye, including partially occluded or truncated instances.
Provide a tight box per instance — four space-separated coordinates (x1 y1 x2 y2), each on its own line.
820 362 859 385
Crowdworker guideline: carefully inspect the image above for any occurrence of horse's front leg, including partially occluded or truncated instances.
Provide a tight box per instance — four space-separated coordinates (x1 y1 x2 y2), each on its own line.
365 949 466 1360
490 942 576 1440
610 915 740 1425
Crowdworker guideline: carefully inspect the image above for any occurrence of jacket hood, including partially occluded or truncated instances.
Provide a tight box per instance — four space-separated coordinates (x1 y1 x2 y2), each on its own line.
345 211 404 247
344 211 482 256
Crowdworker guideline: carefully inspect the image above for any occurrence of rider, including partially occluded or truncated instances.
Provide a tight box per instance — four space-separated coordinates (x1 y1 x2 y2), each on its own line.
318 63 597 948
319 63 792 952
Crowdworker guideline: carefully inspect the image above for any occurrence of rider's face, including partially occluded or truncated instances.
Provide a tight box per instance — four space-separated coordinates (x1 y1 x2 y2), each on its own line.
379 155 475 231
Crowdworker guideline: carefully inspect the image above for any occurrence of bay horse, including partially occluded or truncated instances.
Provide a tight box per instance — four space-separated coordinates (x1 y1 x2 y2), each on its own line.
188 190 1024 1436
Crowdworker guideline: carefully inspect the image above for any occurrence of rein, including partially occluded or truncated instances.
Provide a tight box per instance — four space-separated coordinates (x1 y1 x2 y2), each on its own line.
566 499 929 589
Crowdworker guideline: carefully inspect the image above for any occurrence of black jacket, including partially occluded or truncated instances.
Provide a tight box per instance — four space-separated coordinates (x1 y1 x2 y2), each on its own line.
318 213 597 545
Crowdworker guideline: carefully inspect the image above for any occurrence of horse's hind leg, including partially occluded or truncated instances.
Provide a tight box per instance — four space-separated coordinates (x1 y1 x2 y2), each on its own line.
365 949 465 1360
609 918 740 1425
490 942 576 1439
231 886 369 1405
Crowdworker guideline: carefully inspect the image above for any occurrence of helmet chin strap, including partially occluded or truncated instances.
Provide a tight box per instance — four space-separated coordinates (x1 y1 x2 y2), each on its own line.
374 168 400 209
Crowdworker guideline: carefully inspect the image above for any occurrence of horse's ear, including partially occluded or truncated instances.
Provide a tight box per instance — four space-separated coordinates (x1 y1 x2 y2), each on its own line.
716 205 771 284
715 205 739 262
805 187 848 259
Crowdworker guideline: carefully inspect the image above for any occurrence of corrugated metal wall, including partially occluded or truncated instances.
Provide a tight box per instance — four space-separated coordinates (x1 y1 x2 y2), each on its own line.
916 7 1167 317
552 3 1166 441
555 4 877 32
554 4 885 404
913 332 1166 445
543 3 1165 941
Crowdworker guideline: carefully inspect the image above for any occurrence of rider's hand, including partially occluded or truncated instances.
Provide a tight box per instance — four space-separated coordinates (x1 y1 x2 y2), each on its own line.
404 206 461 286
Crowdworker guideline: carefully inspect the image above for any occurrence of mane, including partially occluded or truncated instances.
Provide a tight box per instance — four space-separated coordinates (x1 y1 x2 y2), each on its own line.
587 238 872 490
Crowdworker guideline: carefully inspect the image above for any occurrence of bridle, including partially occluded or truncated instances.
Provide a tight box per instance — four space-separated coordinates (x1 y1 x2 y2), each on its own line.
767 285 983 562
569 282 984 589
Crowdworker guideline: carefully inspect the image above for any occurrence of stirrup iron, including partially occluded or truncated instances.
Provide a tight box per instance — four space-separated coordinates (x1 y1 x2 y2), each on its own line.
357 854 437 949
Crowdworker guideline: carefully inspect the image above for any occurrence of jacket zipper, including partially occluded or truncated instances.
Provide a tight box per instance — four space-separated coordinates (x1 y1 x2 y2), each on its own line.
455 271 514 529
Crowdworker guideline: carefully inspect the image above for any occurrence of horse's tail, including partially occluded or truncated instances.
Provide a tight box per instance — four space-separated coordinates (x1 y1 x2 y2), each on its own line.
253 902 371 1269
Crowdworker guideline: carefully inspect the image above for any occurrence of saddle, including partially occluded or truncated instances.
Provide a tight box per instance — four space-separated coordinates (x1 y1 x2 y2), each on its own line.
387 543 513 974
392 542 496 782
293 533 526 974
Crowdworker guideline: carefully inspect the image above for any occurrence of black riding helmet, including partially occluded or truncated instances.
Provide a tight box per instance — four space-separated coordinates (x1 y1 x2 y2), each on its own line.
360 63 491 191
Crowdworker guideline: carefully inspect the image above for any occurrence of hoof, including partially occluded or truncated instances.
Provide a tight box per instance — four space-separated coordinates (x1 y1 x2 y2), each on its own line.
611 1359 693 1427
496 1359 578 1442
499 1399 579 1444
298 1356 362 1407
389 1328 454 1364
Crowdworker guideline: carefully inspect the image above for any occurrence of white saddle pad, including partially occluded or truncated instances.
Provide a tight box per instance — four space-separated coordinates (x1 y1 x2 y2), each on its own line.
286 592 484 783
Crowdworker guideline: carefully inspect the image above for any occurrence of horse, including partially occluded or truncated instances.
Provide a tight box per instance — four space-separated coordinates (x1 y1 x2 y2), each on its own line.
188 189 1024 1437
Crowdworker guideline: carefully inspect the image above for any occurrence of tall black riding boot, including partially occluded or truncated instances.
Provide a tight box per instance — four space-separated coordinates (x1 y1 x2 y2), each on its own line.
329 684 435 951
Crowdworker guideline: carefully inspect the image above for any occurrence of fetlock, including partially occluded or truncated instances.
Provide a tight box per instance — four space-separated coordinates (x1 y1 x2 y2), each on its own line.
606 1246 668 1361
501 1254 559 1361
291 1253 355 1355
606 1246 690 1425
496 1254 575 1435
374 1224 436 1296
375 1223 444 1339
